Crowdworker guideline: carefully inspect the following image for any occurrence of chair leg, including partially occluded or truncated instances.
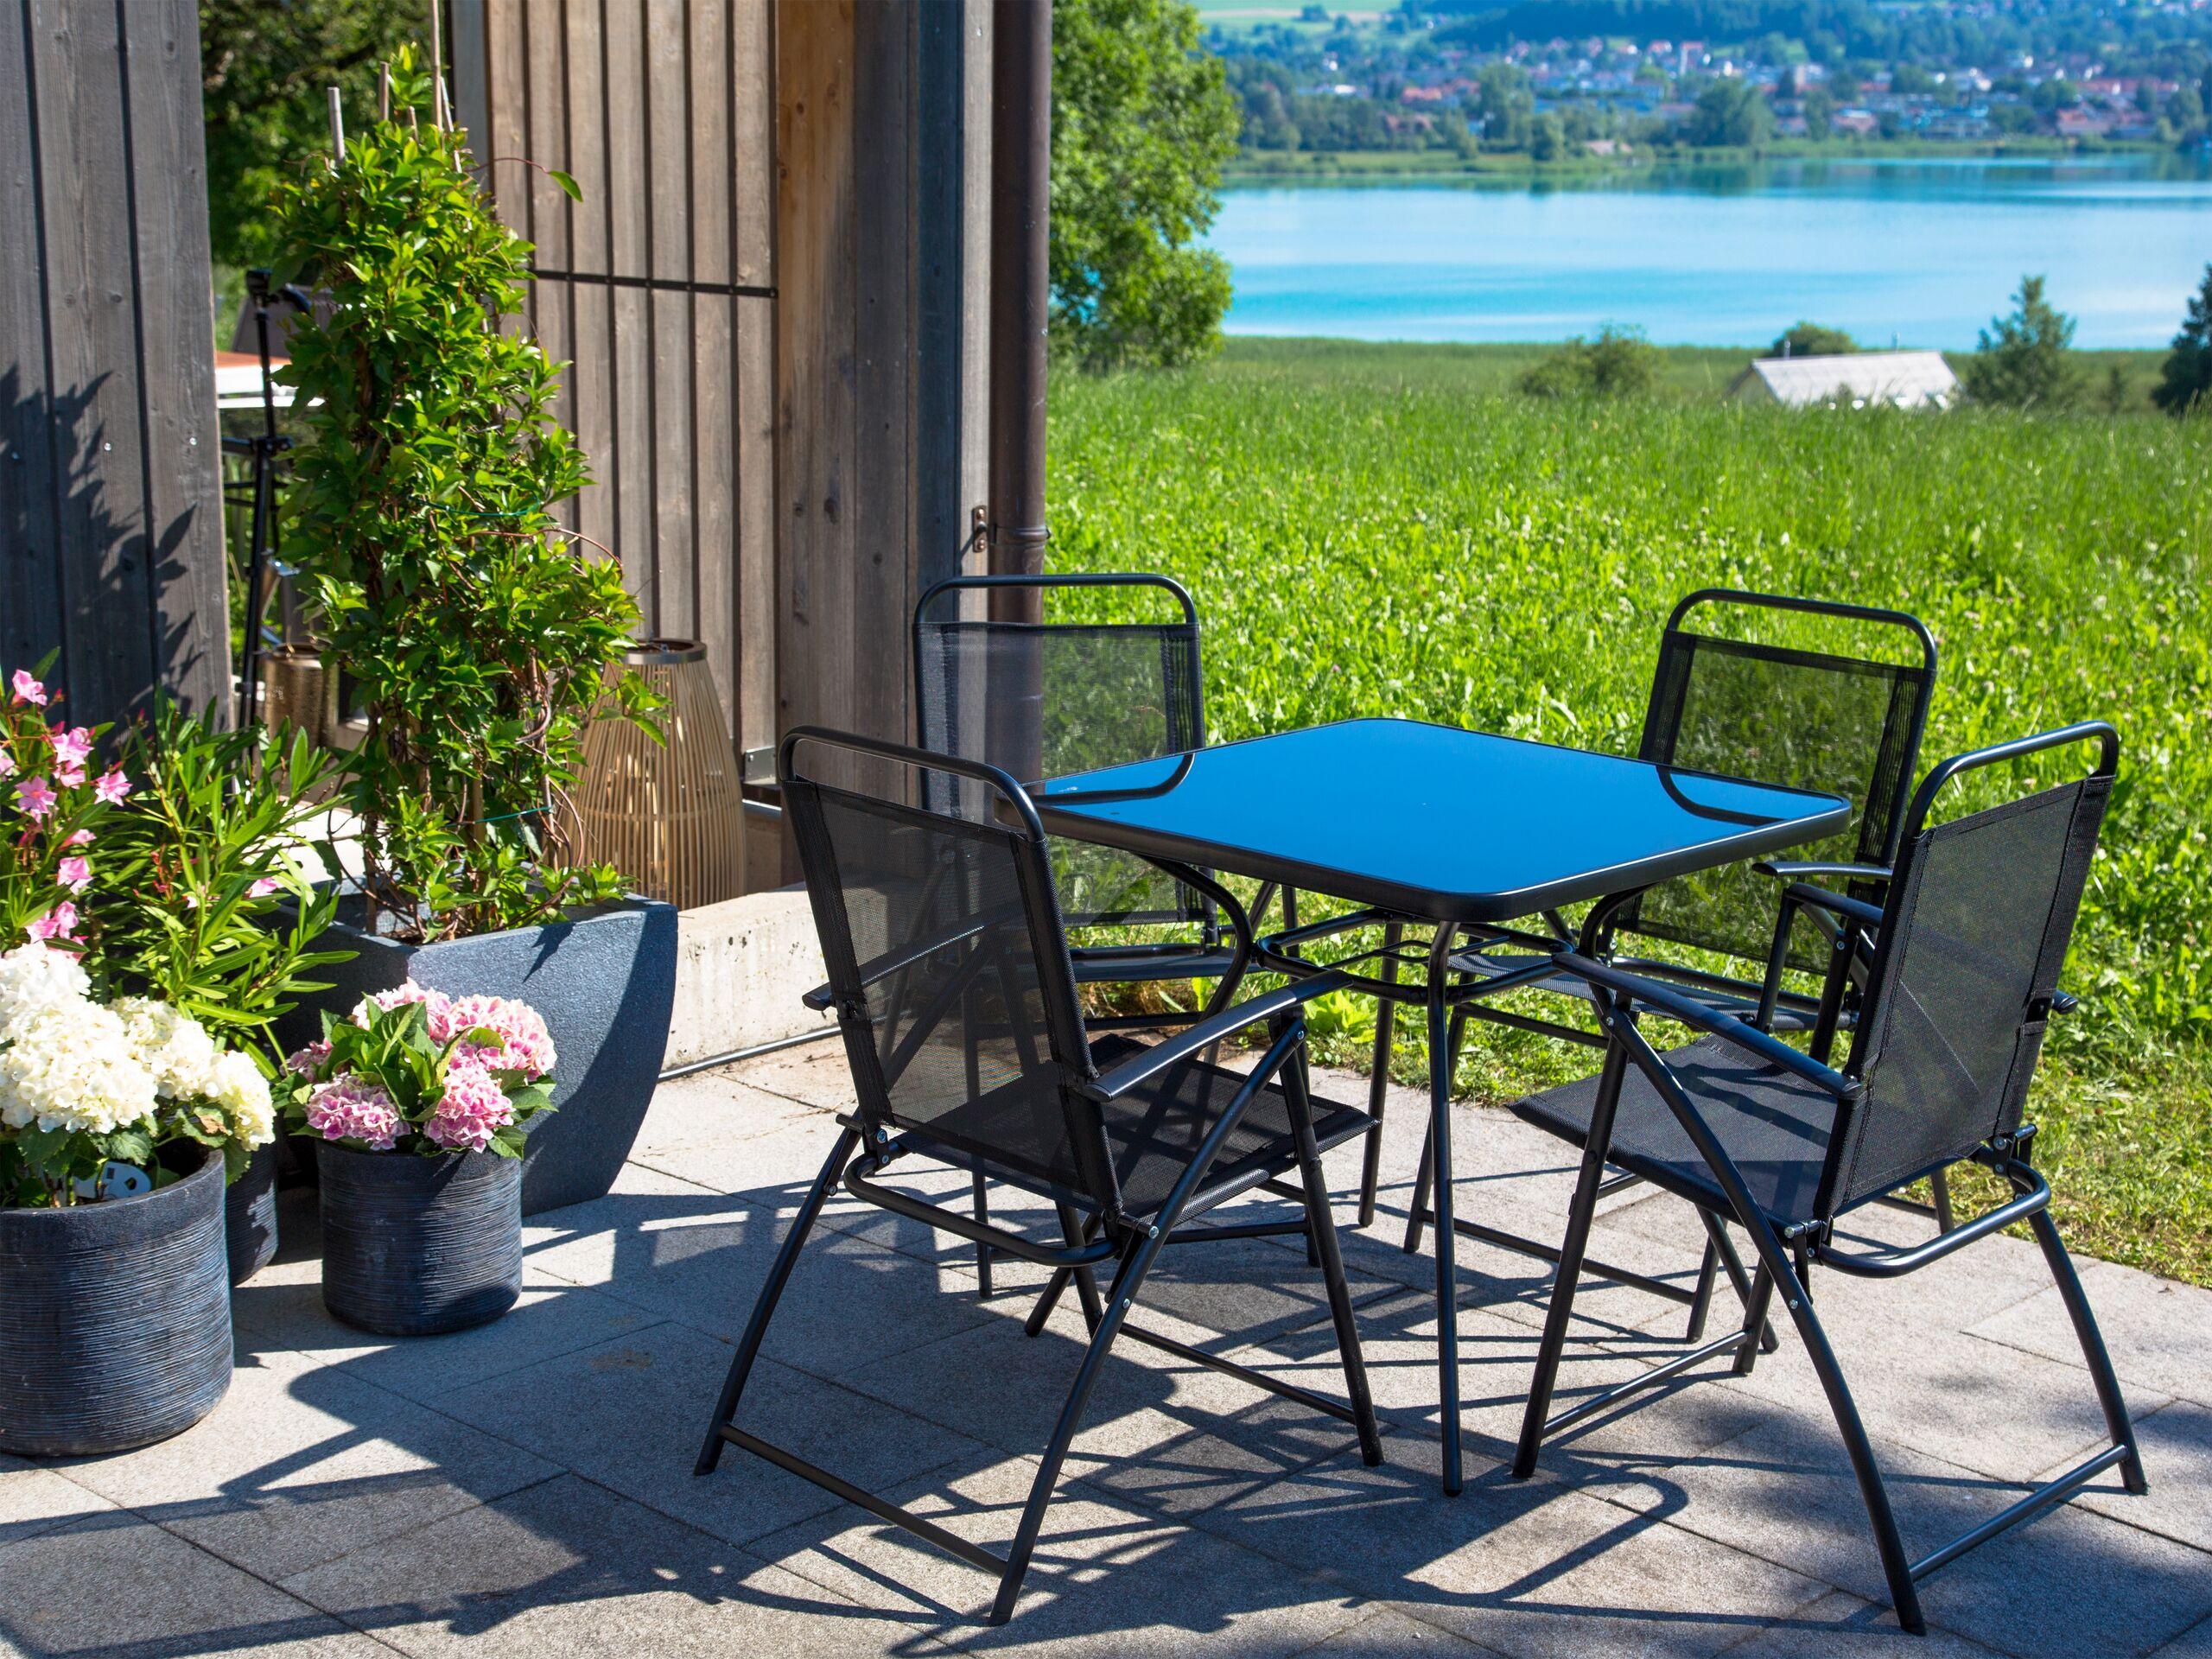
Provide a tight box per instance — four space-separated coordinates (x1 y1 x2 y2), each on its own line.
1282 1022 1383 1466
696 1126 859 1475
990 1233 1164 1624
1701 1208 1783 1355
2026 1205 2147 1494
1401 1003 1467 1255
972 1173 995 1300
1358 921 1404 1229
1730 1264 1776 1377
1511 1039 1629 1480
1929 1166 1957 1234
1681 1236 1720 1343
1058 1203 1104 1334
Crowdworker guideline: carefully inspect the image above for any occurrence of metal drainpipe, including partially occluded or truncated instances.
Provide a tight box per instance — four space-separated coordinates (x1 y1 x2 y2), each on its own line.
986 0 1052 781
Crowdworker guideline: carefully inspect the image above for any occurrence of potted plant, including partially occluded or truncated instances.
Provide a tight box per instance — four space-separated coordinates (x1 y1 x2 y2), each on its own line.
280 983 556 1335
270 52 675 1216
0 671 330 1454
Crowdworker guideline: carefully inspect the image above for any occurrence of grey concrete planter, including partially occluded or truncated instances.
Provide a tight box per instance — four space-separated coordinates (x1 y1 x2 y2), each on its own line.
278 896 677 1214
0 1149 233 1457
318 1143 522 1335
226 1142 280 1285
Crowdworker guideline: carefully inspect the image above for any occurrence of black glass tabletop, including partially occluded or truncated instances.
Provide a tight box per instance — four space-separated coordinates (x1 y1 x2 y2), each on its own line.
1032 717 1853 925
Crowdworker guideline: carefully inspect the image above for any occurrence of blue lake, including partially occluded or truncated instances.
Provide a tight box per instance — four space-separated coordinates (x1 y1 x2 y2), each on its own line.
1207 155 2212 348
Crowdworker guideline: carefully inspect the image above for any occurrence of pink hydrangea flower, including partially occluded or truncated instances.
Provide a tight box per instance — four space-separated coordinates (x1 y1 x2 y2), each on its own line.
14 775 56 819
304 1077 404 1149
93 767 131 805
48 727 91 769
435 994 556 1079
423 1060 516 1153
28 902 77 941
11 671 48 707
57 855 91 893
353 982 453 1027
283 1039 332 1077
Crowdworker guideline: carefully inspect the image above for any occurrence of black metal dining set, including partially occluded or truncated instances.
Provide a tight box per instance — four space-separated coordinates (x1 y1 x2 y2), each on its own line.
692 575 2148 1633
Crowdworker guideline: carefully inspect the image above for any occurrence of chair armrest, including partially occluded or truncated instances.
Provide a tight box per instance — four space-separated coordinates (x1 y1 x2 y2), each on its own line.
1781 880 1886 931
1549 952 1856 1099
1750 860 1892 885
801 981 836 1013
2053 988 2078 1017
1078 969 1357 1102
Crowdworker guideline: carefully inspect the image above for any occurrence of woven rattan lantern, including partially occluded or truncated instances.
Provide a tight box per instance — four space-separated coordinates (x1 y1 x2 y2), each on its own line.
569 640 745 911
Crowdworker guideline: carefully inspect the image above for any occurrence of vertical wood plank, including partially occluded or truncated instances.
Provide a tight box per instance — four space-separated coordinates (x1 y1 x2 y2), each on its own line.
124 0 226 720
850 0 912 779
563 0 615 572
690 0 735 739
775 0 857 795
645 0 693 644
524 0 576 537
732 0 773 288
603 0 653 630
30 0 156 721
0 0 64 682
734 292 775 760
484 0 531 240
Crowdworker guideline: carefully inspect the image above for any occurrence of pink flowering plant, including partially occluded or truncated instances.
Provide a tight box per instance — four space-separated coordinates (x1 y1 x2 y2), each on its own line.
279 983 556 1158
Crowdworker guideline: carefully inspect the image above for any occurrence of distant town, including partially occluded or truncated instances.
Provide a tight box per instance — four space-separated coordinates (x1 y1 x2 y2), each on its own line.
1210 0 2212 162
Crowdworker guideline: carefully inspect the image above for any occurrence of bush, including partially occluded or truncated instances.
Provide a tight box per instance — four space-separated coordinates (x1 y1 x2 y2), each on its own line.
2152 264 2212 416
273 53 660 943
1768 321 1858 358
1963 274 2081 410
1517 327 1662 399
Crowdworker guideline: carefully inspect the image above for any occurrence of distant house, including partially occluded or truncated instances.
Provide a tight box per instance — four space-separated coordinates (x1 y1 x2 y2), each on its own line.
1727 352 1961 410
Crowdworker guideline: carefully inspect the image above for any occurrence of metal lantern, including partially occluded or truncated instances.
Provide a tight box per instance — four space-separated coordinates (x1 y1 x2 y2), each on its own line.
569 640 745 911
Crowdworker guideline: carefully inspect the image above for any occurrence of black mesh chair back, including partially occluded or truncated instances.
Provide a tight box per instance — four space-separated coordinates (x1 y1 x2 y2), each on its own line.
914 575 1205 931
1826 723 2116 1214
1630 590 1937 972
781 728 1121 1211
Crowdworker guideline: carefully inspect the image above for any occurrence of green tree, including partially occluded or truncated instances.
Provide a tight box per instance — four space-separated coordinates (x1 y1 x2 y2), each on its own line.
2152 264 2212 416
1475 64 1535 148
1518 327 1660 398
1053 0 1242 369
1529 111 1568 161
1801 84 1837 136
200 0 429 273
1962 275 2082 410
1768 321 1859 357
1685 79 1774 148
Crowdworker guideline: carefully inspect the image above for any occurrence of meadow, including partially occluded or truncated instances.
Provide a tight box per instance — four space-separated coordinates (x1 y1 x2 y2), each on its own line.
1046 337 2212 1281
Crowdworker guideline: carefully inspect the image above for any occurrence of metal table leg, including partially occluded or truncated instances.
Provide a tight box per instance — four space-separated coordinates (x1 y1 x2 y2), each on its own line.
1423 925 1464 1496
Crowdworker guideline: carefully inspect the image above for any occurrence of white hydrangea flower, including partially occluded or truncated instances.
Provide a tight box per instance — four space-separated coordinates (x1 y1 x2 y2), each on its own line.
116 997 221 1100
0 997 157 1135
205 1046 274 1147
0 942 92 1040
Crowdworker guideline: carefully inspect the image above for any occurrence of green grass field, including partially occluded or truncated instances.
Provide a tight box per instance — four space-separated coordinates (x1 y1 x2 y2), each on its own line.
1046 336 2212 1281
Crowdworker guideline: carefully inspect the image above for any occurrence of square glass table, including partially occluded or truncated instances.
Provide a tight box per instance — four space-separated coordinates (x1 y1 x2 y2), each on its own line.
1033 717 1851 1494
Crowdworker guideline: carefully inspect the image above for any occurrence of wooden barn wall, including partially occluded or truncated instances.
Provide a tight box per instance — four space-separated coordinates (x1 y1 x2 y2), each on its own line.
451 0 779 766
1 0 230 725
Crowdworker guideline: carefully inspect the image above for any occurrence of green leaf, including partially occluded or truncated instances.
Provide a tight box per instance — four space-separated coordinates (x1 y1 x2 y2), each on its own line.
549 169 582 202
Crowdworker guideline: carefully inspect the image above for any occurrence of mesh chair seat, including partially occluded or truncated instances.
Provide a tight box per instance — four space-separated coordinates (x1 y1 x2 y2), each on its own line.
923 1035 1370 1221
1511 1036 1843 1226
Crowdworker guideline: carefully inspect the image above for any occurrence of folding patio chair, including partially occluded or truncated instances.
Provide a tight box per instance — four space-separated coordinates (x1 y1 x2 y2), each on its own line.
1504 721 2145 1633
912 571 1301 1294
1391 590 1945 1345
699 728 1382 1625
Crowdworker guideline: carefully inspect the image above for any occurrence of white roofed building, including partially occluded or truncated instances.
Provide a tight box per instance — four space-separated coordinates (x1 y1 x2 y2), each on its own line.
1727 351 1962 410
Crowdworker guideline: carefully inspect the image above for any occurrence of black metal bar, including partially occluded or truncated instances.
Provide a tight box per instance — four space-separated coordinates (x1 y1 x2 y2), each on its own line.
1541 1328 1753 1440
1117 1323 1360 1425
1908 1443 2132 1581
1359 919 1403 1228
717 1425 1007 1574
1815 1170 2049 1277
528 265 776 299
656 1022 837 1082
1161 1217 1309 1243
1422 926 1465 1495
2023 1194 2146 1493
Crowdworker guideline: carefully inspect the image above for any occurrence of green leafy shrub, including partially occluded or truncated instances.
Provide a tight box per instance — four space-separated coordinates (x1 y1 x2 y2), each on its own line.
1517 327 1662 398
273 51 658 943
1963 274 2082 410
2152 264 2212 416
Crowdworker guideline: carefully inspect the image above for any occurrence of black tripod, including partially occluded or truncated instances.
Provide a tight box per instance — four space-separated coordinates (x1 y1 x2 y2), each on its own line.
220 269 311 728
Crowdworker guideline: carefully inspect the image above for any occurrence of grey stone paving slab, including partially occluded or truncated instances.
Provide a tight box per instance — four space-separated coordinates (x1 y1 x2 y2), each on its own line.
0 1505 393 1658
728 1043 867 1112
54 1344 562 1582
0 1452 110 1548
282 1471 918 1659
1969 1259 2212 1408
434 1319 997 1549
1700 1300 2172 1484
1292 1605 1502 1656
1715 1590 2011 1658
2031 1397 2212 1553
748 1452 1370 1656
1595 1413 2212 1659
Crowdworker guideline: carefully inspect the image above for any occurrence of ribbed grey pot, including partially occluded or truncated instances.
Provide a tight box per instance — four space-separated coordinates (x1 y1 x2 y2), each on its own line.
226 1142 280 1285
276 896 677 1215
318 1144 521 1336
0 1150 234 1457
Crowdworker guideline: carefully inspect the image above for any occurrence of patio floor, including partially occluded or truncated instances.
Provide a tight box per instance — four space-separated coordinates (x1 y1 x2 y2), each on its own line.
5 1041 2209 1659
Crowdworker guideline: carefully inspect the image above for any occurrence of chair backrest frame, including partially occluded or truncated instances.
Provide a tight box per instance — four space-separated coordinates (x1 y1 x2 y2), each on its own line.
1818 721 2119 1220
1628 588 1940 973
779 726 1124 1215
912 572 1209 932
